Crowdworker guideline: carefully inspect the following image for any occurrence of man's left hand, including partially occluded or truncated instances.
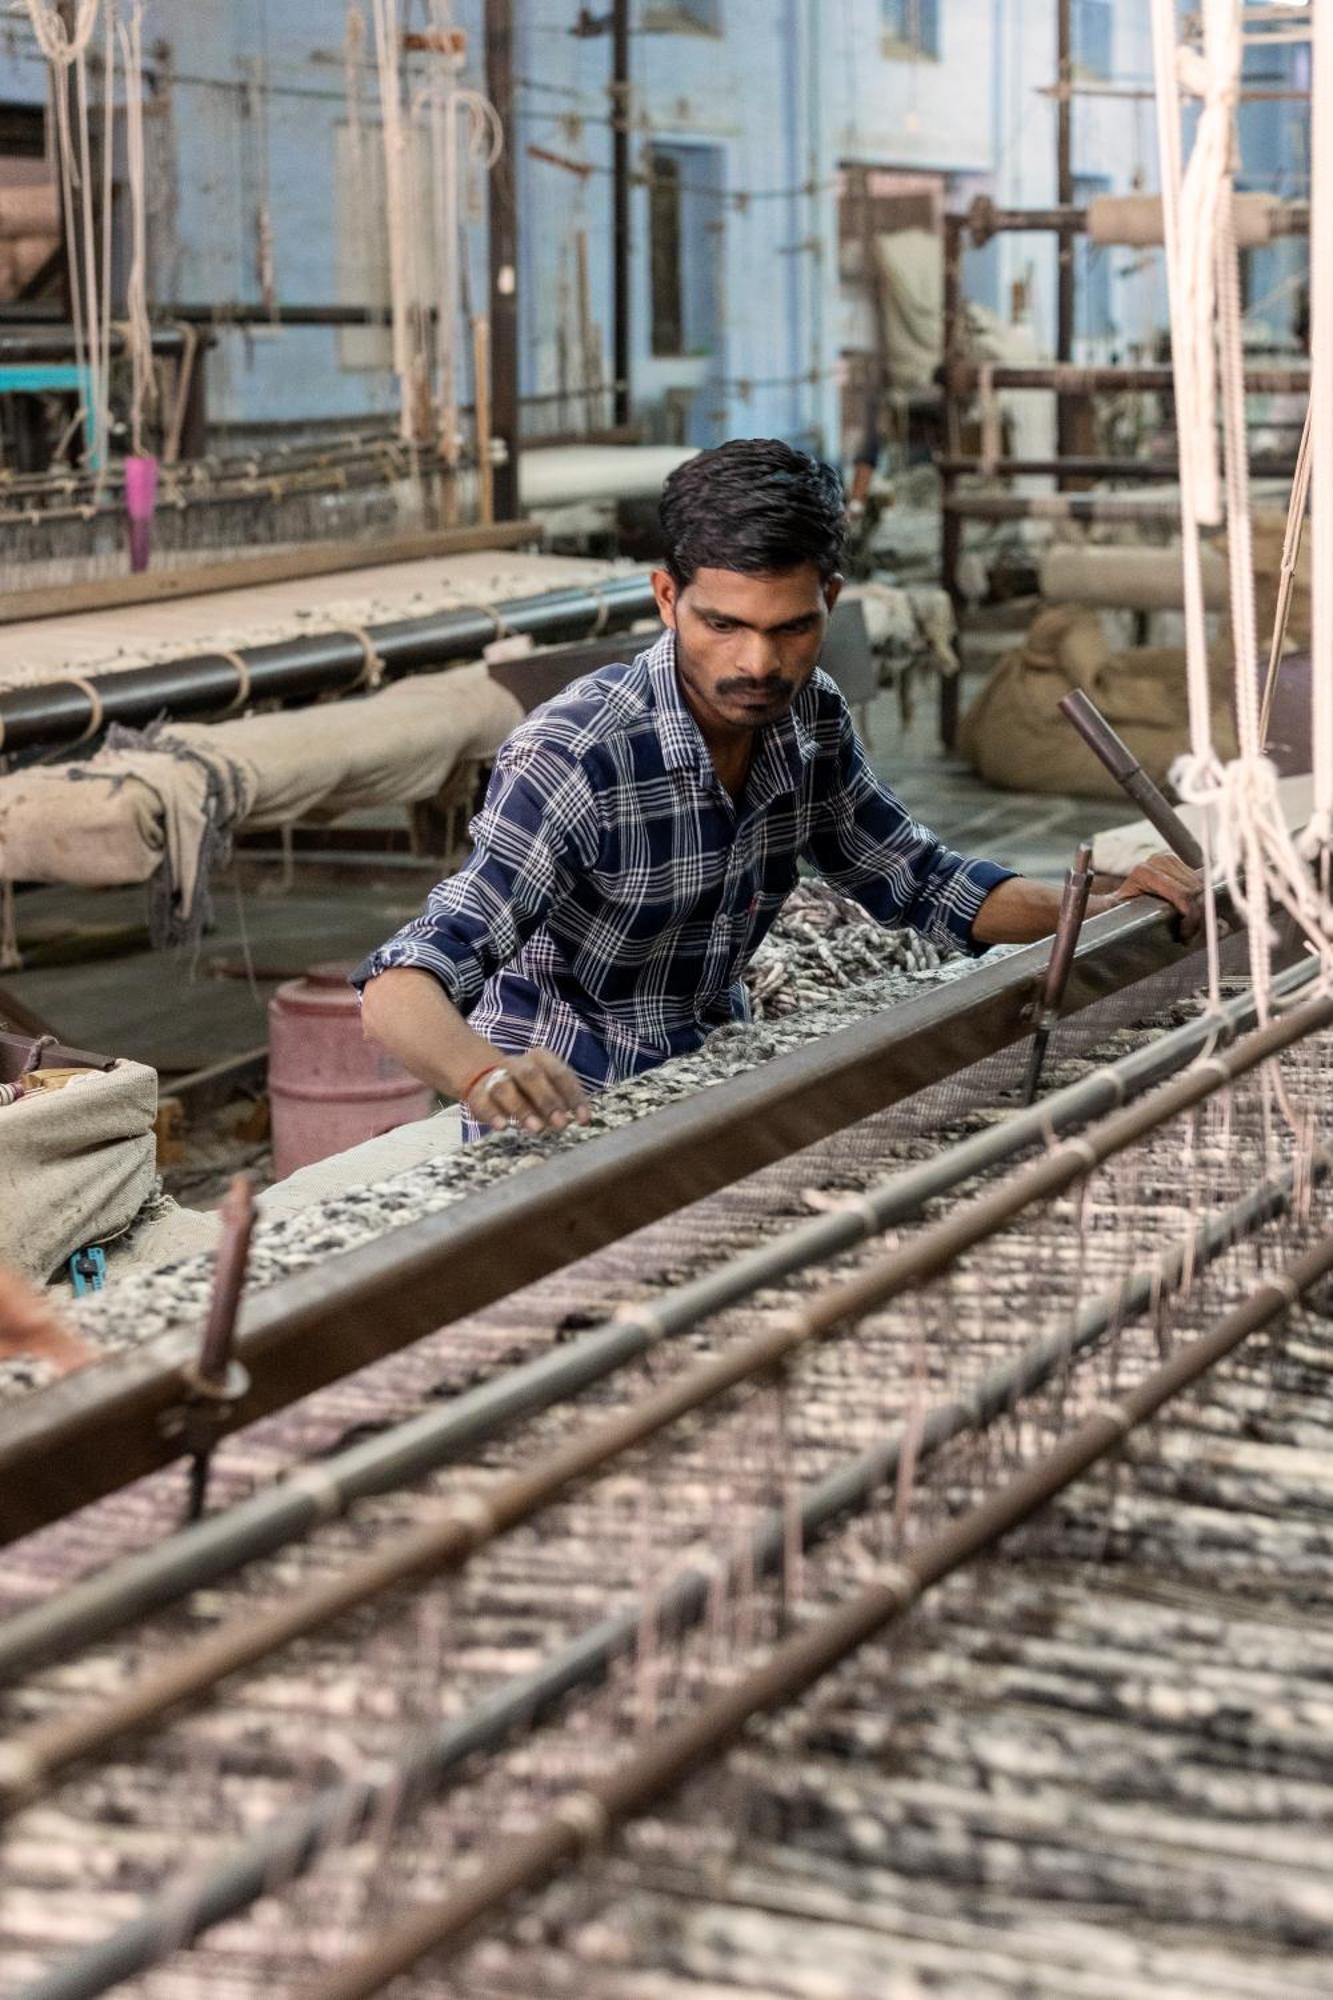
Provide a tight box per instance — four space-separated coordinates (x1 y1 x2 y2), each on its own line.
1105 851 1204 938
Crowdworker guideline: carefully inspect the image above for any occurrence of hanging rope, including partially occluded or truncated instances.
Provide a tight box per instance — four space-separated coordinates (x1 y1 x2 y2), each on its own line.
1152 0 1333 1012
116 2 155 456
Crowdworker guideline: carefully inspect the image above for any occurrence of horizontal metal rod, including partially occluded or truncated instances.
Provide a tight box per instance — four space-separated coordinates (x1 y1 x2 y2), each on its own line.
935 454 1298 482
0 952 1308 1686
0 900 1214 1548
1059 689 1206 869
944 492 1215 524
0 325 208 362
945 361 1309 395
3 970 1319 1819
959 200 1309 242
21 1157 1307 2000
0 574 659 756
303 1221 1333 2000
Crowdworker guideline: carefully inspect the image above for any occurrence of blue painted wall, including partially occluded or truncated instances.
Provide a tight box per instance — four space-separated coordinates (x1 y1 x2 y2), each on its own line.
0 2 1309 447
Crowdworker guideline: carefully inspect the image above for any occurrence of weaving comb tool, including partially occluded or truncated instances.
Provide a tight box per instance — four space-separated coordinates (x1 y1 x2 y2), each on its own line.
1022 840 1095 1105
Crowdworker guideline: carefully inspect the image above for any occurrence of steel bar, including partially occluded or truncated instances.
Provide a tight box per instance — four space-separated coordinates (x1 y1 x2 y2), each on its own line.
0 573 658 755
0 899 1219 1546
962 198 1309 243
1 974 1320 1818
487 0 520 520
944 362 1308 396
0 951 1307 1685
1022 842 1094 1104
934 454 1298 481
302 1224 1333 2000
18 1158 1308 2000
944 492 1207 524
611 0 631 428
1059 689 1206 869
1055 0 1076 480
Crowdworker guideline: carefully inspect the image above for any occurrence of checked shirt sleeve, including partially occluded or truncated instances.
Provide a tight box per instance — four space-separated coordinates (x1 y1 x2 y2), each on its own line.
352 740 603 1011
803 701 1015 956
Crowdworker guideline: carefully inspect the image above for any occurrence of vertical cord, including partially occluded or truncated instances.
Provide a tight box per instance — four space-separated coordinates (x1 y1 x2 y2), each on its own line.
1309 0 1333 864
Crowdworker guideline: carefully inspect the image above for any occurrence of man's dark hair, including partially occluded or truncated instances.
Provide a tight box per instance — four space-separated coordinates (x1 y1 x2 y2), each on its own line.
659 437 847 590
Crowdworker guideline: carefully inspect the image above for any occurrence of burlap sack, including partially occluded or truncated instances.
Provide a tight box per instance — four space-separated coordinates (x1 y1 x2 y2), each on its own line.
0 1060 158 1281
960 605 1238 798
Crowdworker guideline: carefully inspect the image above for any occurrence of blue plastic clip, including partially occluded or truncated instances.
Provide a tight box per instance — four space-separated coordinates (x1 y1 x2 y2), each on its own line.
68 1245 107 1296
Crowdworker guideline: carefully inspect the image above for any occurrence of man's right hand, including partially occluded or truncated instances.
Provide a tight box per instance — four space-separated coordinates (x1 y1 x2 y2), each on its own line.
463 1047 591 1136
361 969 591 1137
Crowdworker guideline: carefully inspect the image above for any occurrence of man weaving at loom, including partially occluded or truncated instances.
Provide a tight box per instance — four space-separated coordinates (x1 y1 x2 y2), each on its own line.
356 440 1198 1138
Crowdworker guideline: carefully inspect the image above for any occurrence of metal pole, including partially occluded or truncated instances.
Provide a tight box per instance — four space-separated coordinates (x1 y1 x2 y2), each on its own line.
485 0 520 519
1055 0 1076 487
939 212 966 751
611 0 631 428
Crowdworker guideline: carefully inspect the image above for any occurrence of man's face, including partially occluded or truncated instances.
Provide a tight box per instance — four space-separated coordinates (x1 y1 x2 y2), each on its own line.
652 563 843 737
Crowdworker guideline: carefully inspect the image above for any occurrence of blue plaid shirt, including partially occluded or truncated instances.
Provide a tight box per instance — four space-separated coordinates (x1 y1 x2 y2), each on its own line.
354 630 1013 1128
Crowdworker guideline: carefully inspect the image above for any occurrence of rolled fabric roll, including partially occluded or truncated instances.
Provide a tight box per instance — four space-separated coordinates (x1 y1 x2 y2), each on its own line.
1040 543 1229 611
1086 190 1278 248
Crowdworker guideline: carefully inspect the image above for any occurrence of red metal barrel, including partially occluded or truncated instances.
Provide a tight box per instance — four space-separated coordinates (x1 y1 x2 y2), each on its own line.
268 963 435 1180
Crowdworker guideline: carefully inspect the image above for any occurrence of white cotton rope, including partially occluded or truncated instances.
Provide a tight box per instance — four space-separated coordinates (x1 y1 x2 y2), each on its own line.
1308 0 1333 862
1152 0 1333 1014
116 0 156 457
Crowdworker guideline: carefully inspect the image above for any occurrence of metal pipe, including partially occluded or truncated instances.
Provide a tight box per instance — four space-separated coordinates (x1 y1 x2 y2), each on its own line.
1059 688 1206 869
19 1157 1308 2000
0 952 1309 1686
1055 0 1076 484
945 361 1309 394
0 898 1223 1547
1022 840 1094 1103
0 573 659 756
943 491 1210 523
611 0 631 428
962 196 1311 242
302 1222 1333 2000
1 974 1322 1820
939 211 966 752
486 0 520 520
934 453 1299 480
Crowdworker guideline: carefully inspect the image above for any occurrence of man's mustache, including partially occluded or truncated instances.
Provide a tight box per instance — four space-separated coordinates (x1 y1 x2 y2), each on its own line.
715 678 793 699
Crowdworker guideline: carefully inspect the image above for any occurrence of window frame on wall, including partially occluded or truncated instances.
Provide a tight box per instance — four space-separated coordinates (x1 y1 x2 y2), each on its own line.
641 0 722 34
648 140 724 362
1073 171 1114 344
1071 0 1112 81
881 0 940 61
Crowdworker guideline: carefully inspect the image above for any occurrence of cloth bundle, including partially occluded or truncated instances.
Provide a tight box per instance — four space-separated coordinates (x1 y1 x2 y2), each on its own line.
960 605 1238 799
0 1059 158 1282
0 664 524 946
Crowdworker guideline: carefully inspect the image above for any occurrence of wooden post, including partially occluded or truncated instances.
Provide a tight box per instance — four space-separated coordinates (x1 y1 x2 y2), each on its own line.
485 0 520 520
611 0 631 427
473 314 494 524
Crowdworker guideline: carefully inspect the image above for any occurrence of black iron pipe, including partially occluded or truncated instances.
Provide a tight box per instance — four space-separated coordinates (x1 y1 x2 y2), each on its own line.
0 574 659 755
945 361 1308 396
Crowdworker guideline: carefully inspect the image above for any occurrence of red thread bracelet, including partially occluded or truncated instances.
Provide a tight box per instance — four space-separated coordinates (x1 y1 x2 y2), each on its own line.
460 1062 504 1105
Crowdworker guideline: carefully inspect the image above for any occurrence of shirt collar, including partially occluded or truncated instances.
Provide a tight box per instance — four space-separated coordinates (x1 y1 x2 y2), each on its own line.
645 627 818 794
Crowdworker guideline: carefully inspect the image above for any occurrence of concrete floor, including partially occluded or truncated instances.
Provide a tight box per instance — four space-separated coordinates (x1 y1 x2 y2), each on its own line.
0 667 1138 1077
